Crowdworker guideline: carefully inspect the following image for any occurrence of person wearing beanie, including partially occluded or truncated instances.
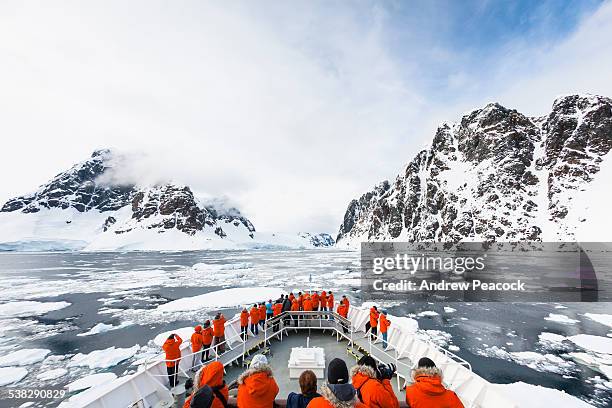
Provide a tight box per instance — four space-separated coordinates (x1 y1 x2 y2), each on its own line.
188 384 214 408
201 321 213 362
258 303 267 328
162 333 182 388
250 304 260 336
351 356 399 408
190 325 204 370
405 357 464 408
307 358 366 408
237 354 279 408
183 361 228 408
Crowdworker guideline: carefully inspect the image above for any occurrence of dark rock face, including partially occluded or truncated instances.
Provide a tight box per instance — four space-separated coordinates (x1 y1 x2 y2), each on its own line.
1 149 134 213
1 149 258 239
337 94 612 245
298 232 335 247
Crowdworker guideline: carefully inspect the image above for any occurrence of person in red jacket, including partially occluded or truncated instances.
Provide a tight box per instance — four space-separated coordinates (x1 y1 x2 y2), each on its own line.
183 361 228 408
405 358 464 408
351 356 399 408
258 303 267 329
212 313 226 354
303 296 313 312
190 325 204 370
337 303 349 334
162 333 182 388
272 301 283 333
307 358 365 408
291 297 299 326
237 354 279 408
289 292 296 302
250 304 260 336
379 311 391 349
320 291 328 312
341 295 350 311
312 292 320 311
201 320 213 361
240 308 249 340
369 306 380 341
327 292 334 320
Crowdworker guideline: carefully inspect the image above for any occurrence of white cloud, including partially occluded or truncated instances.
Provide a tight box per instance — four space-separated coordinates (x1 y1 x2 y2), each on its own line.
0 1 611 234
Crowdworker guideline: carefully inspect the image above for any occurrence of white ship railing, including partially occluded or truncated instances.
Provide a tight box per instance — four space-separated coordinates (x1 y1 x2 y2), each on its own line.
61 304 517 408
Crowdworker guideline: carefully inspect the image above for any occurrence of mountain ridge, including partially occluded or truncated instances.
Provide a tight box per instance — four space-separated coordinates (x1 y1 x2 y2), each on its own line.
336 94 612 247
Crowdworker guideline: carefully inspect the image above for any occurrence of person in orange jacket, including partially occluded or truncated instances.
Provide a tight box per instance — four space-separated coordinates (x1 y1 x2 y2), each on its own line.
201 320 213 361
237 354 279 408
212 313 226 354
327 292 334 320
307 358 365 408
337 303 349 334
291 297 299 326
312 292 320 311
379 311 391 349
303 296 313 312
351 356 399 408
289 292 296 302
250 304 260 336
240 308 249 340
183 361 228 408
258 303 267 329
190 325 204 370
405 357 464 408
272 301 283 333
162 333 182 388
341 295 350 310
369 306 379 341
320 291 328 312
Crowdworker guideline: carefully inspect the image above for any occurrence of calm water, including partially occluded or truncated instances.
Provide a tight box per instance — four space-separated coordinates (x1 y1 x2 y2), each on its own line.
0 250 610 407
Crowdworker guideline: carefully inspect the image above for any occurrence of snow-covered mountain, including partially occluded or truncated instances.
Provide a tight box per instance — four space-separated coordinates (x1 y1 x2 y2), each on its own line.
336 94 612 248
0 149 334 251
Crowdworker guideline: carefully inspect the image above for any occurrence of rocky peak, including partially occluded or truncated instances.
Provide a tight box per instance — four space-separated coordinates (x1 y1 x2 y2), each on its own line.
337 94 612 247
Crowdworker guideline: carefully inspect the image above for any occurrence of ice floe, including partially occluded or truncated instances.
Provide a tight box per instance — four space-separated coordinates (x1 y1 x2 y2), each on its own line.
0 366 28 386
417 311 439 317
584 313 612 329
0 301 70 318
68 345 139 369
496 381 593 407
478 346 575 375
66 372 118 392
157 287 285 312
544 313 579 324
77 321 134 336
37 368 68 381
153 327 195 347
0 348 51 366
568 334 612 355
443 307 456 313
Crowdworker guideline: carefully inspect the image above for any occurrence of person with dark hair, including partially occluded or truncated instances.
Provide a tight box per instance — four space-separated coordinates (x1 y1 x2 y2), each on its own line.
351 356 398 408
259 303 267 329
327 292 334 320
369 306 379 341
162 333 182 388
240 307 249 340
212 313 226 354
320 291 328 312
183 361 228 408
405 357 464 408
287 370 321 408
201 320 213 362
307 358 365 408
379 310 391 349
250 304 260 336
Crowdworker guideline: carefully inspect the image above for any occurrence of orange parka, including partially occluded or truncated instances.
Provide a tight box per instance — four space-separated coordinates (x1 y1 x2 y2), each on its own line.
258 304 267 321
291 299 299 311
337 303 348 318
213 315 226 337
327 294 334 309
237 364 279 408
312 293 320 308
191 326 204 353
307 385 367 408
369 307 379 329
240 310 249 327
351 365 399 408
201 326 213 346
273 302 283 316
250 306 260 325
320 291 328 307
162 334 182 367
303 297 313 311
405 367 464 408
183 361 229 408
379 314 390 334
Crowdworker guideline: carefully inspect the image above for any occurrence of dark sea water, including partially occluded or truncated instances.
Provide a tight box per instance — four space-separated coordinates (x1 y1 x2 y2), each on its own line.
0 250 610 407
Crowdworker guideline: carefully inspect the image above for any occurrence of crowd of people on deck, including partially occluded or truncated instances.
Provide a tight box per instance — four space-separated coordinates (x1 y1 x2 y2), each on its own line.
162 290 464 408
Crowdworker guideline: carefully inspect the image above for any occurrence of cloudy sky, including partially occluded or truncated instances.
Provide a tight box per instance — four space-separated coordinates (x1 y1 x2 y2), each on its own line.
1 0 611 234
